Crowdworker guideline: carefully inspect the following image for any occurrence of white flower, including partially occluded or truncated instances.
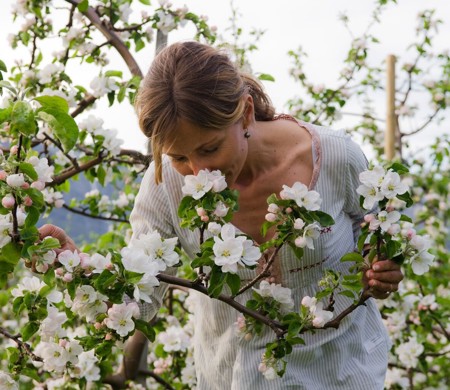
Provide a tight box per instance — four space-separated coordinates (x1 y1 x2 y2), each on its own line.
71 285 108 322
267 203 279 213
357 183 384 210
158 325 191 352
213 201 229 217
79 115 104 134
121 246 162 275
156 10 176 35
293 218 305 230
133 232 180 269
28 156 54 183
207 222 222 235
312 301 333 327
37 63 64 84
105 302 140 337
410 250 434 275
132 273 160 303
253 280 273 298
85 252 112 273
181 170 213 199
39 306 67 340
213 224 245 273
64 340 83 365
301 223 321 249
35 341 69 372
240 239 261 267
11 276 45 297
0 371 18 390
77 350 101 381
90 76 119 98
280 182 321 210
270 284 294 310
396 336 424 368
6 173 26 187
377 210 401 232
380 170 408 199
0 215 12 248
118 3 132 23
262 366 278 380
58 250 81 272
207 170 227 192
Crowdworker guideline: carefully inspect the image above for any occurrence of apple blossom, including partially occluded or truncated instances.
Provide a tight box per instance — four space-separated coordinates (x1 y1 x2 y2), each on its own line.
265 212 277 222
0 371 17 390
6 173 26 187
105 302 140 337
76 350 101 381
395 336 424 368
213 201 229 217
181 170 213 199
58 250 81 272
207 221 222 235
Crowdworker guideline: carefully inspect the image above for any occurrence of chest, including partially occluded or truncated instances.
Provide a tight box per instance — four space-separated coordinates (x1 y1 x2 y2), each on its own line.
231 163 313 244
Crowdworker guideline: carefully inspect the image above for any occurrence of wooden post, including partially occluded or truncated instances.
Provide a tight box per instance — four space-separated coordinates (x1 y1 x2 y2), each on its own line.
385 55 396 160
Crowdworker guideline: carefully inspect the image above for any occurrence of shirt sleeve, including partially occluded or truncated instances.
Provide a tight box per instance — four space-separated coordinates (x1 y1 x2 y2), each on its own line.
343 136 369 245
129 162 178 321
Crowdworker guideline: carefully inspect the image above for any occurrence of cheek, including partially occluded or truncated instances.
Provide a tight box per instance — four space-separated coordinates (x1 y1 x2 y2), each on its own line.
170 162 192 176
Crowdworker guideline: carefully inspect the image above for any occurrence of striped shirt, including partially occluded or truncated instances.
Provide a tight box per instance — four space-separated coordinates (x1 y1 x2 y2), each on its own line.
130 122 390 389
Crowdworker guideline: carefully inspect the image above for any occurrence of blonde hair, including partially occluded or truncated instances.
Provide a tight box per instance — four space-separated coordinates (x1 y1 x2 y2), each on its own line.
135 41 275 183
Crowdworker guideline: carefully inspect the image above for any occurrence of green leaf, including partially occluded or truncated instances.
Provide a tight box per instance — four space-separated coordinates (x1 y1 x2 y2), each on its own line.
226 273 241 296
0 242 21 265
105 70 123 78
399 214 413 223
34 95 69 113
287 241 304 260
94 270 116 291
19 162 38 181
138 0 151 4
396 191 413 208
341 252 365 263
207 266 225 298
10 100 37 136
0 60 7 72
191 256 214 269
135 318 155 341
24 206 40 228
258 73 275 82
0 107 11 125
37 108 79 152
21 321 39 342
24 188 45 209
77 0 89 12
312 210 335 226
387 162 409 174
97 165 106 186
0 80 17 95
96 341 113 357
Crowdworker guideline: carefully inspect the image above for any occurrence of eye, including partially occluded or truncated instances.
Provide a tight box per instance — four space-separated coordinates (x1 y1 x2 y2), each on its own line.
171 156 188 163
201 146 218 155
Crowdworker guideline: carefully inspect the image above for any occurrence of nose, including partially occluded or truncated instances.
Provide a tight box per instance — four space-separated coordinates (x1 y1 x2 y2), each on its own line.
187 159 208 176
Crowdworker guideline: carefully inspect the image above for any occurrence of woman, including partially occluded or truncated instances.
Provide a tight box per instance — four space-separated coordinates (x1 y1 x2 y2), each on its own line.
41 41 403 389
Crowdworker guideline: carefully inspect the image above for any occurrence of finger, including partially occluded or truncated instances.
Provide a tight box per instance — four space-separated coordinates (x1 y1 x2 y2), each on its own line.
366 269 404 284
372 260 401 272
367 279 399 293
38 224 66 242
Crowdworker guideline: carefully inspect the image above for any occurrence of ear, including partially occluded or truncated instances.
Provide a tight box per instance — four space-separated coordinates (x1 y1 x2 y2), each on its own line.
243 94 255 128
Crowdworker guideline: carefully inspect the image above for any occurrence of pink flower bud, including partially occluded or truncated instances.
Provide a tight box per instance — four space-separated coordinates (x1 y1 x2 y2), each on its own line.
406 229 416 240
106 263 114 270
23 196 33 207
55 268 64 277
31 181 45 191
10 145 19 154
21 182 30 189
200 215 209 222
1 195 15 208
0 170 7 180
105 333 113 341
294 236 306 248
63 273 73 282
258 363 267 373
154 368 165 375
265 213 277 222
267 203 279 213
285 207 293 214
59 339 68 347
94 322 103 330
364 214 375 223
196 207 207 217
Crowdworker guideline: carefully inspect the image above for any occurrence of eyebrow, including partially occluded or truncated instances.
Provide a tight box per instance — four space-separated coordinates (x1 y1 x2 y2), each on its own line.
164 138 221 157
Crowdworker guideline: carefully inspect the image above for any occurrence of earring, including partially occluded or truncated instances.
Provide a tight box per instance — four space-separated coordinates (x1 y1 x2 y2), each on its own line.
244 129 251 138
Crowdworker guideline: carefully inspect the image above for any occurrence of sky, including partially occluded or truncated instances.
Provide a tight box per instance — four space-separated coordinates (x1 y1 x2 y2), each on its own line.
1 0 449 153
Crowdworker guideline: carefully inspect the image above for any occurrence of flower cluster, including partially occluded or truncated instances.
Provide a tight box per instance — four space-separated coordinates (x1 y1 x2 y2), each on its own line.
210 224 261 274
356 164 435 275
301 296 334 328
262 181 333 254
253 280 295 311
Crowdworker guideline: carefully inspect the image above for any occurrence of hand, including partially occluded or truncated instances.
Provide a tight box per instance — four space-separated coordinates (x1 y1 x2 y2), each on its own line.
364 259 404 299
38 224 79 254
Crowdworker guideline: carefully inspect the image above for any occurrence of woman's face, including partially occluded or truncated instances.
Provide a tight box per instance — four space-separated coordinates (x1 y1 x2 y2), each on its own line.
163 119 249 188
